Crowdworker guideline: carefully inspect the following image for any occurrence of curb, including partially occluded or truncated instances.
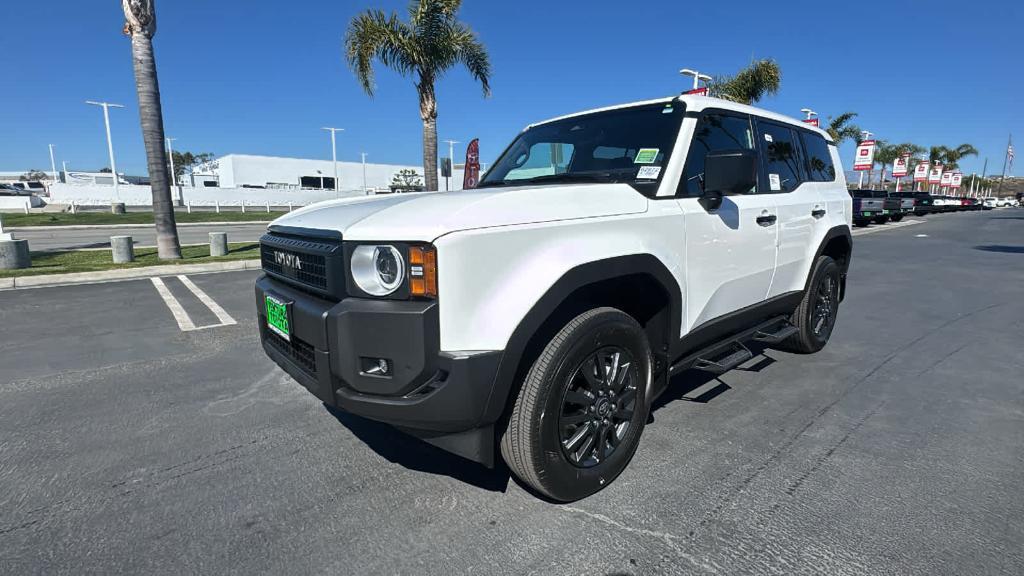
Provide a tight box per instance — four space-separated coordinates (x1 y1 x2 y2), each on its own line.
7 221 272 231
1 259 262 290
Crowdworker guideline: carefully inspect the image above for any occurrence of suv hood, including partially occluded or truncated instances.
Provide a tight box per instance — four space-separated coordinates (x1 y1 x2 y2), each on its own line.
268 184 649 241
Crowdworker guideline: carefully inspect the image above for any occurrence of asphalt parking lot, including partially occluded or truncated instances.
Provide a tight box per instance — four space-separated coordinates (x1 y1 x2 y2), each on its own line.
2 210 1023 575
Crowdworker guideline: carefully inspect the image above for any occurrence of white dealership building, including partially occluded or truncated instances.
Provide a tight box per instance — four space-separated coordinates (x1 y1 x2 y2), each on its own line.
189 154 465 192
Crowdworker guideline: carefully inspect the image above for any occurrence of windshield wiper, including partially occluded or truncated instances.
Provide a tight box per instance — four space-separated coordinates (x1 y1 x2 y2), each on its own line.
478 172 620 188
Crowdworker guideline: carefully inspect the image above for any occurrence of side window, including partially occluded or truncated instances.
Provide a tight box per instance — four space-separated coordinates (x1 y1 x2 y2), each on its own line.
757 121 802 193
800 132 837 182
679 113 755 197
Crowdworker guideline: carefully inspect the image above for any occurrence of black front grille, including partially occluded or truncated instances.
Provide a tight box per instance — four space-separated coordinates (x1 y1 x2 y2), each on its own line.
260 232 344 298
263 324 317 376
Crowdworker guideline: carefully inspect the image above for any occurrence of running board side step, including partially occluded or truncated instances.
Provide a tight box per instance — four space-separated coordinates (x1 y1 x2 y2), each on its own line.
669 315 794 376
692 342 753 375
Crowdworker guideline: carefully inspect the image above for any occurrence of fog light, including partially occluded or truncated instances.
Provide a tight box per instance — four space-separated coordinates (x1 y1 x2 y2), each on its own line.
360 357 391 377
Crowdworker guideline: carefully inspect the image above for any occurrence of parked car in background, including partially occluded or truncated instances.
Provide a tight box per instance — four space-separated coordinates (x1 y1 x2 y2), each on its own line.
983 197 997 209
912 192 935 216
994 197 1012 207
0 183 32 196
849 190 886 226
888 191 916 221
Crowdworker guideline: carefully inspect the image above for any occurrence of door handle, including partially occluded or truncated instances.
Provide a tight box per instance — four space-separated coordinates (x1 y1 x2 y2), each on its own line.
811 208 826 218
756 214 777 226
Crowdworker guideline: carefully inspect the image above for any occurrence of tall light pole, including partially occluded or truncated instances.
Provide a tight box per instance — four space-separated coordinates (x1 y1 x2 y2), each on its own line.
858 130 874 189
443 139 460 191
166 137 177 187
679 68 712 92
85 100 125 199
48 144 58 183
322 127 344 194
361 152 368 194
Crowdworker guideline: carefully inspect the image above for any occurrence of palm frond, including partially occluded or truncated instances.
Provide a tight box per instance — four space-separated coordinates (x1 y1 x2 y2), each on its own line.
441 23 491 96
344 10 415 96
708 59 781 105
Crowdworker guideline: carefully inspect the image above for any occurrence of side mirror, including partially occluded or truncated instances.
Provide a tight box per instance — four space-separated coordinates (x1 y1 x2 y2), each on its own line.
701 149 758 211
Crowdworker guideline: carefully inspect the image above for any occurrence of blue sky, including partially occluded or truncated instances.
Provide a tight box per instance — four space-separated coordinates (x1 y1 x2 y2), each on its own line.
2 0 1020 177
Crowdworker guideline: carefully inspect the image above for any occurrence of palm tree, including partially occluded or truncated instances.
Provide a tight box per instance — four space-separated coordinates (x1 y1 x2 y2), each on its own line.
940 143 979 170
346 0 492 192
873 141 898 189
122 0 180 259
824 112 861 145
707 59 781 105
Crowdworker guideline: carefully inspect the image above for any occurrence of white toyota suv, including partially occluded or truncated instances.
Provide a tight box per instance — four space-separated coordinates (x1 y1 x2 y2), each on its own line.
256 95 853 501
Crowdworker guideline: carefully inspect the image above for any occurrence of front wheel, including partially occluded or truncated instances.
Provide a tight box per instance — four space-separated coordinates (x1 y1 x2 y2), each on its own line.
781 255 841 354
500 307 651 502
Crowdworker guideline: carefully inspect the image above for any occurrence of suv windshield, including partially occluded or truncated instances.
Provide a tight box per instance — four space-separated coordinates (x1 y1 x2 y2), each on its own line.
478 101 685 197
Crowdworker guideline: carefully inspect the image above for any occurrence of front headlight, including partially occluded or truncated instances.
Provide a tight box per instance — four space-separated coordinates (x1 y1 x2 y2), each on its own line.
351 244 405 296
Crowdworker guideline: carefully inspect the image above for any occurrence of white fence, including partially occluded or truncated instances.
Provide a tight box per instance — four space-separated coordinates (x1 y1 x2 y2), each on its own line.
47 183 368 208
0 195 44 211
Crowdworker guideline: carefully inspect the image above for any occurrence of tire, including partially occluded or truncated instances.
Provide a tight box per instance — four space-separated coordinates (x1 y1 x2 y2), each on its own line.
853 219 869 227
781 255 841 354
890 213 904 222
500 307 651 502
873 216 889 224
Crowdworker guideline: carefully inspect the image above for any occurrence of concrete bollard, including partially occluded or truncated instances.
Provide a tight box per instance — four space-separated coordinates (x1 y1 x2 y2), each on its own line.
241 201 246 213
215 201 220 213
111 236 134 263
24 201 30 214
186 201 192 214
266 201 270 213
111 202 126 215
288 202 293 212
0 239 31 270
209 232 228 257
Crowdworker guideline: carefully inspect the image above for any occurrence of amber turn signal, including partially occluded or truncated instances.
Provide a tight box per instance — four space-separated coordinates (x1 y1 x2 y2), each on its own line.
408 246 437 298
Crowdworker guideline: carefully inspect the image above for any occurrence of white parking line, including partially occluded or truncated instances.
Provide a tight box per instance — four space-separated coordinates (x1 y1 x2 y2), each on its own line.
177 275 237 327
150 275 237 332
150 277 197 331
852 219 924 237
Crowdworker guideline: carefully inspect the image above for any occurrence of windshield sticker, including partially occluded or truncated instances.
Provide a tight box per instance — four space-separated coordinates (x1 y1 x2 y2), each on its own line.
769 173 782 191
634 148 660 164
662 105 674 114
764 134 774 143
637 166 662 180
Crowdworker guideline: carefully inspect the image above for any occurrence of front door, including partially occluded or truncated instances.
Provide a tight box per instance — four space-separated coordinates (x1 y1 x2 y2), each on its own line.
675 111 778 332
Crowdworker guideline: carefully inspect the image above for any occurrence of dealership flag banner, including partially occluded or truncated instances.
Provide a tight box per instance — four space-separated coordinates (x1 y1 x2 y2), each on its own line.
853 140 876 171
940 171 953 187
928 163 943 184
892 155 909 178
914 161 929 182
462 139 481 189
952 172 963 188
802 118 820 127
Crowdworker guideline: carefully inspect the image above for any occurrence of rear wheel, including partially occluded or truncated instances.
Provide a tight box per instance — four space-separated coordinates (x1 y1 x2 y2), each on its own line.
500 307 651 502
873 216 890 224
891 213 904 222
781 255 841 354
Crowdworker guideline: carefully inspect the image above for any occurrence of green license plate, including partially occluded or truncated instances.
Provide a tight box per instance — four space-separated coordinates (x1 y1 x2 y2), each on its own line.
265 295 290 341
882 210 889 215
863 211 873 216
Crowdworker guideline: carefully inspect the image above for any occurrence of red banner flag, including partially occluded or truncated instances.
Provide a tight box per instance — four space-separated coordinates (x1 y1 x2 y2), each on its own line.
463 138 480 189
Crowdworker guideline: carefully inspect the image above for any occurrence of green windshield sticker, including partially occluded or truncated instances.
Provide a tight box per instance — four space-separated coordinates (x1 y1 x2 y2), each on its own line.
634 148 660 164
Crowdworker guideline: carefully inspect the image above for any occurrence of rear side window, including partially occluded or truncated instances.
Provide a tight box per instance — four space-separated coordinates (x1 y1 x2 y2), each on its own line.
800 132 836 182
756 120 803 193
679 113 756 197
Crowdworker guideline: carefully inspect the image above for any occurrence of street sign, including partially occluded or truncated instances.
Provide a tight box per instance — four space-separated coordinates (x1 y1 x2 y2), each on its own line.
892 155 909 177
802 118 820 127
853 140 876 171
913 161 929 182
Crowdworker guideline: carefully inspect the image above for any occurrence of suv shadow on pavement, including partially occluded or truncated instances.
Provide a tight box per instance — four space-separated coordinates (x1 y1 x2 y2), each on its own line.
974 245 1024 254
324 405 513 493
650 343 777 413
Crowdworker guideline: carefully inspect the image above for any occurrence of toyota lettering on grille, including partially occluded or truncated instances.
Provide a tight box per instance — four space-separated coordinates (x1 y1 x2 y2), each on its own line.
274 251 303 271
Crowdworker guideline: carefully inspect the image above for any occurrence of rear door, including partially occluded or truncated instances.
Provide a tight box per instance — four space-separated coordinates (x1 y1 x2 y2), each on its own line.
756 119 824 298
675 110 778 331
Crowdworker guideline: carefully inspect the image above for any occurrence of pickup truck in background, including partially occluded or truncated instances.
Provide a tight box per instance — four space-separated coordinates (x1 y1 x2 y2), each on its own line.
849 189 887 226
887 191 916 221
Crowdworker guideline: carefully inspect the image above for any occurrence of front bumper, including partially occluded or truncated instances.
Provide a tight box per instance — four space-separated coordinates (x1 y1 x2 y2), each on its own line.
255 275 503 465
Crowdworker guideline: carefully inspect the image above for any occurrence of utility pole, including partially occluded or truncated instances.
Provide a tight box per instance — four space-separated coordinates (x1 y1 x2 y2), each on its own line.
361 152 368 194
980 158 989 197
166 137 177 187
85 100 125 199
996 134 1011 197
443 139 460 191
321 127 344 195
48 144 58 183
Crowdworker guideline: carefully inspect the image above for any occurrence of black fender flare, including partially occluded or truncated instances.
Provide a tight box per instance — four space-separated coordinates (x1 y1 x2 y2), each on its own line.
805 225 853 299
478 253 682 425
